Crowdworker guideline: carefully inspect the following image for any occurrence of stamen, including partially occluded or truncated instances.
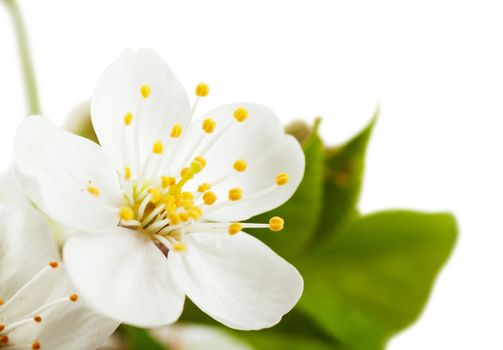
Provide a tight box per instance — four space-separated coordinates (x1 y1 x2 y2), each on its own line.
233 107 248 122
269 216 285 231
152 140 164 154
0 298 3 305
32 341 41 350
48 261 58 269
140 84 151 98
87 185 100 197
170 123 183 138
228 187 243 201
1 336 8 344
233 159 247 172
203 191 217 205
228 223 242 235
69 294 78 302
149 188 161 204
124 166 132 180
173 242 187 252
276 172 289 186
161 176 176 189
198 183 211 193
0 324 4 332
195 82 209 97
119 206 134 221
123 112 133 125
202 118 216 133
33 315 42 323
190 157 206 173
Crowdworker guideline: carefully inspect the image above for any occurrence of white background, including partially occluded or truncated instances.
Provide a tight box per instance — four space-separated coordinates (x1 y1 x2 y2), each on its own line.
1 1 502 349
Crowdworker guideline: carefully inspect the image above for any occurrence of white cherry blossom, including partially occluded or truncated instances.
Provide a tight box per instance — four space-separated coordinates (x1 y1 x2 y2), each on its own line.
13 48 305 330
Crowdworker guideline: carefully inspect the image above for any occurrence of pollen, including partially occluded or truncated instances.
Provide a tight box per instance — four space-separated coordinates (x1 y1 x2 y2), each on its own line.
202 118 216 133
123 112 133 125
228 223 242 235
124 166 132 180
190 157 206 173
195 82 209 97
233 107 248 122
269 216 285 231
168 212 180 225
179 211 189 222
276 172 289 186
69 294 78 302
152 140 164 154
32 341 41 350
233 159 247 172
228 187 243 201
87 185 100 197
198 183 211 193
171 123 183 138
49 261 59 268
173 242 187 252
119 206 134 221
161 176 176 188
140 84 151 98
180 167 194 180
149 188 161 203
34 315 42 323
203 191 217 205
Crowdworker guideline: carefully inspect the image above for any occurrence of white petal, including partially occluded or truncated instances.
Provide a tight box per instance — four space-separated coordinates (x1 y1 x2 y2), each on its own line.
0 168 30 205
63 228 185 327
169 231 303 330
91 48 191 176
13 116 123 232
175 103 305 221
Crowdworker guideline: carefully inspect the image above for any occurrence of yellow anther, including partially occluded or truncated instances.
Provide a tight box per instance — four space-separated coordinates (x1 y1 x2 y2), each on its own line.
32 341 41 350
173 242 187 252
182 192 194 200
195 82 209 97
171 123 182 138
228 223 242 235
228 187 243 201
160 194 175 207
180 167 194 179
233 107 248 122
203 191 217 205
87 185 100 197
0 298 3 305
179 211 189 222
149 188 161 203
168 213 180 225
188 208 202 220
161 176 176 188
124 112 133 125
198 183 211 193
124 166 132 180
276 172 289 186
69 294 79 302
119 206 135 221
190 157 206 173
34 315 42 323
202 118 216 133
152 140 164 154
49 261 59 269
233 159 247 172
140 84 151 98
269 216 285 232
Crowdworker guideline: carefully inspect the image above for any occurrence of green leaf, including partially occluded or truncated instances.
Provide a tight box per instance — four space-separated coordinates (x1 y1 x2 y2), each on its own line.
122 325 167 350
316 112 377 240
298 210 458 350
248 119 324 258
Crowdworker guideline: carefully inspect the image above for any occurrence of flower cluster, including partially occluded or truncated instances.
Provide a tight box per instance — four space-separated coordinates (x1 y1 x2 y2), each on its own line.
4 48 305 347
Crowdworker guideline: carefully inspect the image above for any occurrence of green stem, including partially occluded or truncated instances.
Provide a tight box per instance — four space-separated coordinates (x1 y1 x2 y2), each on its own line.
3 0 41 115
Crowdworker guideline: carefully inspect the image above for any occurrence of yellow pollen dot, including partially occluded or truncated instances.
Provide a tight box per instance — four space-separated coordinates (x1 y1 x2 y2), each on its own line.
34 315 42 323
0 298 3 305
180 167 194 179
119 206 134 221
198 183 211 193
276 172 290 186
196 156 207 168
233 159 247 172
69 294 78 302
140 84 151 98
124 112 133 125
188 208 202 220
228 223 242 235
124 166 132 180
168 213 180 225
203 191 217 205
32 341 41 350
190 157 206 173
269 216 285 231
195 82 209 97
228 187 243 201
171 123 183 138
179 212 189 222
87 185 100 197
152 140 164 154
149 188 161 203
161 176 176 188
202 118 216 133
173 242 187 252
0 324 4 332
49 261 58 269
233 107 248 122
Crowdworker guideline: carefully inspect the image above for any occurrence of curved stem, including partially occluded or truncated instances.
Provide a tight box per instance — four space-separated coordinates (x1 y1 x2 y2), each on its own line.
2 0 41 115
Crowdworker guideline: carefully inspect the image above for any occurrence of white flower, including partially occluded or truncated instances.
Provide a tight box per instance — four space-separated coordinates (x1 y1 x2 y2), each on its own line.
0 203 118 349
13 49 305 330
